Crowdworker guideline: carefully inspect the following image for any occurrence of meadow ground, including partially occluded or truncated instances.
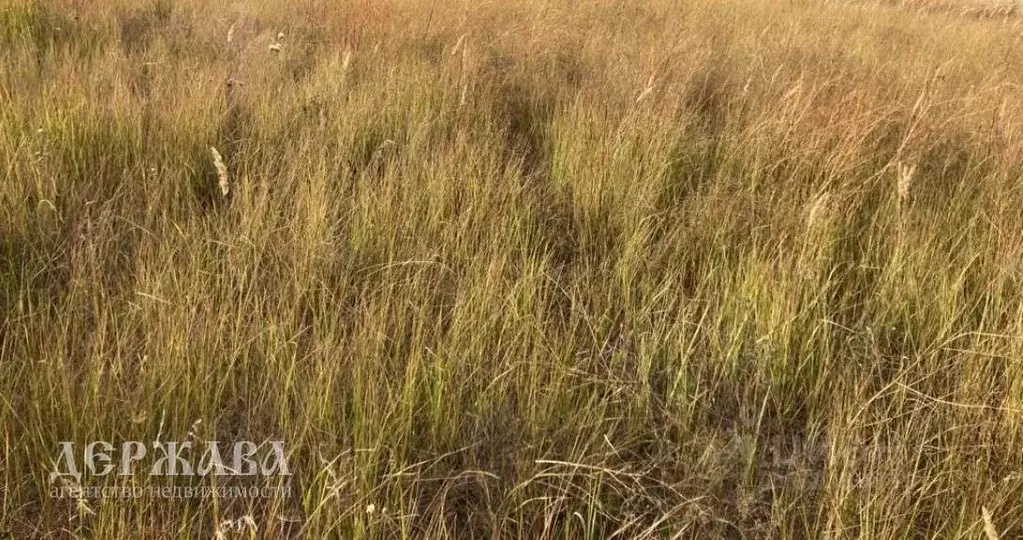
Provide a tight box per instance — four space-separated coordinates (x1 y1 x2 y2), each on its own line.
2 0 1023 537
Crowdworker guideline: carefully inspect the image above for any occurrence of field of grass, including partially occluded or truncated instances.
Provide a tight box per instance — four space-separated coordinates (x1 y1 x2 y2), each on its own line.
2 0 1023 537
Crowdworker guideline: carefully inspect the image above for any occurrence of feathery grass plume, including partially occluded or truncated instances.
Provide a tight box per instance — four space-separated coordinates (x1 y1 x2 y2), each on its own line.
982 507 1000 540
214 515 257 540
186 418 203 440
269 42 283 53
226 23 235 44
371 139 396 162
897 161 916 204
451 33 466 55
210 146 229 196
341 49 353 73
636 73 656 103
806 191 831 231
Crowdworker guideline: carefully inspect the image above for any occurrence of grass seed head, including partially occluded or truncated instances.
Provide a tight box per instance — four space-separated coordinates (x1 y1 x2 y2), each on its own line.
897 161 916 204
210 146 229 196
983 507 1000 540
807 191 832 231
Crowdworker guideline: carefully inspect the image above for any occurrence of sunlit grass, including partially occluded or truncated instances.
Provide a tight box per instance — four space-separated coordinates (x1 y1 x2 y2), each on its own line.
2 0 1023 537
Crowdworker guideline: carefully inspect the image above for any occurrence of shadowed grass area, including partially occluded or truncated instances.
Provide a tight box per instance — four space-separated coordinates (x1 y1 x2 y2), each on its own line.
2 0 1023 537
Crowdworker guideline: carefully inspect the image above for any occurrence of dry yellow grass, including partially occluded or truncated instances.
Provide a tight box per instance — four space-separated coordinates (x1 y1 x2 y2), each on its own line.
2 0 1023 537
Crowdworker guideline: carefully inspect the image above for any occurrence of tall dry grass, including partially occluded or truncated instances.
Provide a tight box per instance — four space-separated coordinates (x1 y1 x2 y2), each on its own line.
2 0 1023 537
